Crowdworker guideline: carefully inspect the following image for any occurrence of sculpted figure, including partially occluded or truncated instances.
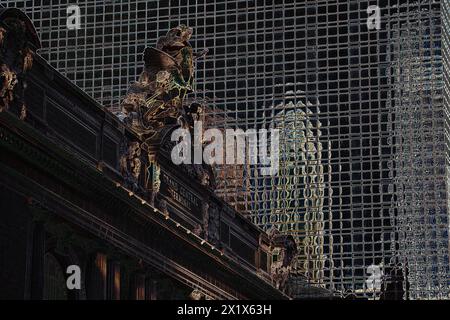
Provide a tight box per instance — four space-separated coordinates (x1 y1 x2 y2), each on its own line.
0 64 17 111
120 25 207 138
268 228 298 290
0 12 40 117
119 25 216 193
119 141 142 189
189 289 205 300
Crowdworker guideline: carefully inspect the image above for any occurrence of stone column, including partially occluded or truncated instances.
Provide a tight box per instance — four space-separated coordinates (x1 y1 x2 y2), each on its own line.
87 253 107 299
30 222 45 300
107 260 121 300
133 273 146 300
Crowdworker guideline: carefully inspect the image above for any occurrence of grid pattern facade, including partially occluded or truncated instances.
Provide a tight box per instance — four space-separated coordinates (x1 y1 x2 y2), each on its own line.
389 6 449 299
3 0 449 299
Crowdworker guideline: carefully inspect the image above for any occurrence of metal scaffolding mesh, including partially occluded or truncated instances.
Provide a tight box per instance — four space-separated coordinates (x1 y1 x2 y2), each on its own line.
3 0 449 299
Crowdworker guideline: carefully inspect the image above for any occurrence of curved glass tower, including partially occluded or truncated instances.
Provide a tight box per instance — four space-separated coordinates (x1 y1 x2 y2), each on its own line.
267 97 327 285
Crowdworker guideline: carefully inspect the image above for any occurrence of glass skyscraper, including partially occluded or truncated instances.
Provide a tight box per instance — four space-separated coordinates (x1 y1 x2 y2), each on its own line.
4 0 449 299
389 4 449 299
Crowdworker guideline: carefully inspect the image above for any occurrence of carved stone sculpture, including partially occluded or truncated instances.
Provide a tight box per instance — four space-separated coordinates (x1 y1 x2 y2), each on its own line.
0 63 17 111
119 140 142 190
189 289 205 300
0 9 41 118
119 25 216 190
268 228 298 291
120 25 203 139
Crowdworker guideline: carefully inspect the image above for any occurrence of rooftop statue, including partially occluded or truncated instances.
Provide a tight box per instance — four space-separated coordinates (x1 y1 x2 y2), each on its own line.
120 25 207 139
0 8 41 119
119 25 214 195
118 25 216 242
